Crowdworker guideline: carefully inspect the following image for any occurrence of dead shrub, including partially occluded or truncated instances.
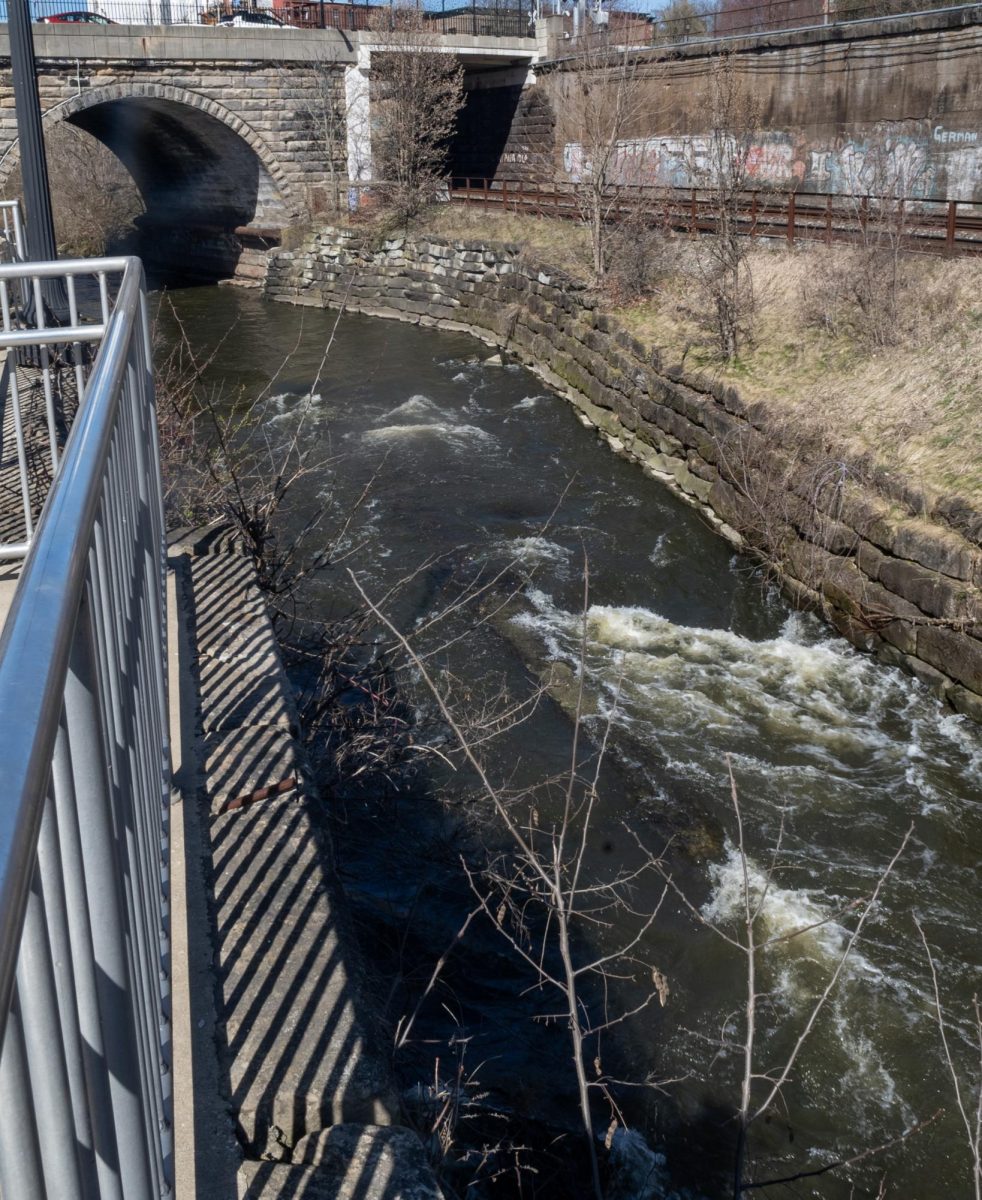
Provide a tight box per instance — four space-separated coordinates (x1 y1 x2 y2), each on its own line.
603 217 678 304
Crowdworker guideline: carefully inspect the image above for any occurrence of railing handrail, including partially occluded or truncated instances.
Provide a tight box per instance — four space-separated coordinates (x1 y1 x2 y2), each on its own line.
0 254 147 1042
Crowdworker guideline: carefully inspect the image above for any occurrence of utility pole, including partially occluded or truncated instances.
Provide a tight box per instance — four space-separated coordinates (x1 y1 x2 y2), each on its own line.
7 0 66 319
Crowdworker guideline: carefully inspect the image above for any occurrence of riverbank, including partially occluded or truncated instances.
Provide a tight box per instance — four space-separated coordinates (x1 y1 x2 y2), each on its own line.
262 225 982 719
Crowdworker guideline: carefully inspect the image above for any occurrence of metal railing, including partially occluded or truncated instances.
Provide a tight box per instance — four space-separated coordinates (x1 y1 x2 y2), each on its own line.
0 200 26 264
22 0 535 33
0 255 172 1199
0 260 119 559
546 0 981 54
449 176 982 254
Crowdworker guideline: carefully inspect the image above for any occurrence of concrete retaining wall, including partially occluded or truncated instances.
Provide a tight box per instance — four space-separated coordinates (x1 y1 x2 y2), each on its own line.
471 9 982 203
263 227 982 720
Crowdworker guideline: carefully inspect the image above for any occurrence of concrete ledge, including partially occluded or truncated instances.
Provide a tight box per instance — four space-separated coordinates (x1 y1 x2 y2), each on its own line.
171 527 399 1172
209 792 396 1159
238 1125 444 1199
203 726 302 814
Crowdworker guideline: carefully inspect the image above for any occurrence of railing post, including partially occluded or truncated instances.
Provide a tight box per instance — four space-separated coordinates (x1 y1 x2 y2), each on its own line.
16 864 85 1199
502 179 509 210
750 190 758 238
65 599 158 1199
0 991 46 1199
483 176 489 209
787 190 796 246
825 193 832 245
945 199 957 255
689 188 697 237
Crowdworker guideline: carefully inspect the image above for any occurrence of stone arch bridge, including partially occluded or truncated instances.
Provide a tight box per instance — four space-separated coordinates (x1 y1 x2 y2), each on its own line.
0 23 535 278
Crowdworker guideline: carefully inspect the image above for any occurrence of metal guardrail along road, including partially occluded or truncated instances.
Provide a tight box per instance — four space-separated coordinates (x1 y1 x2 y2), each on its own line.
0 255 172 1199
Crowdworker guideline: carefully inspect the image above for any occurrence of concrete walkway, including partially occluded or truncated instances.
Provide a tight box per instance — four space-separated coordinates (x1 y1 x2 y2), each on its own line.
167 527 445 1200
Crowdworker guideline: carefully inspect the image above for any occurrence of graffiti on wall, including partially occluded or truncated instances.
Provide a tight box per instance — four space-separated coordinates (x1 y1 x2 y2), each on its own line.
563 123 982 202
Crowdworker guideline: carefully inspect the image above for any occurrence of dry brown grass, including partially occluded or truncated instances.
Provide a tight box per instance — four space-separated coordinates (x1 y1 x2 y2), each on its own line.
620 246 982 507
415 207 982 507
420 205 595 281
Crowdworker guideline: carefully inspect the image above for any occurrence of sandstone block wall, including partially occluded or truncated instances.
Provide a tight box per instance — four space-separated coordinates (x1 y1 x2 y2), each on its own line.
264 228 982 719
0 59 348 225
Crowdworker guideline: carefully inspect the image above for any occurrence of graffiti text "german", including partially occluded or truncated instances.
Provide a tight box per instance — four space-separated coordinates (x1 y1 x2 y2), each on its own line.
933 127 979 145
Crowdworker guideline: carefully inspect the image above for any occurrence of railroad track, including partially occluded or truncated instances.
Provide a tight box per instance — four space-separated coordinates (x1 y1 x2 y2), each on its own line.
449 178 982 256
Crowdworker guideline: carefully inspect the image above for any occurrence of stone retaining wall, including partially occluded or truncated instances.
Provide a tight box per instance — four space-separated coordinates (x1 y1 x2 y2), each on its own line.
263 228 982 720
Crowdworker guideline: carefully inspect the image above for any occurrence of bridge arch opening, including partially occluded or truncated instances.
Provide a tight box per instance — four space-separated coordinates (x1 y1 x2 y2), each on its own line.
30 86 295 283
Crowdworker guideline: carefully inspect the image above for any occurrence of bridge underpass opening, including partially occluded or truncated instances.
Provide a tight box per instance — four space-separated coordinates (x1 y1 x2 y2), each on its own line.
67 96 290 284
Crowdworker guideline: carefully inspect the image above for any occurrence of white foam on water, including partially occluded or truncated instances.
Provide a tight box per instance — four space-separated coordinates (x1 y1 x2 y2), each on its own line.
363 422 498 449
703 844 846 959
367 394 498 450
831 1012 913 1129
262 390 324 425
516 593 925 764
648 533 672 567
383 394 442 421
505 537 573 568
514 394 545 410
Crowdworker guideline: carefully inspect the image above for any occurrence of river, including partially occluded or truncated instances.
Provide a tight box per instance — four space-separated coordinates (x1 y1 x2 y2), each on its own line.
159 284 982 1200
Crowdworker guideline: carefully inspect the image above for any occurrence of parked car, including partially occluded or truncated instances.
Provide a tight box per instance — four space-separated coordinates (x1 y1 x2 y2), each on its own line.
216 10 294 26
36 10 114 21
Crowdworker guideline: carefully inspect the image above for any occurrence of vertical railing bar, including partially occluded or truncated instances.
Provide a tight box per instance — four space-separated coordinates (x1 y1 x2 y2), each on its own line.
133 301 174 1170
116 394 166 976
52 710 126 1200
39 343 61 474
67 586 157 1199
4 356 35 541
0 272 36 542
88 527 168 1197
12 202 25 260
98 271 111 326
121 399 171 1121
67 273 88 412
37 790 102 1198
0 987 46 1199
17 859 87 1199
32 275 44 334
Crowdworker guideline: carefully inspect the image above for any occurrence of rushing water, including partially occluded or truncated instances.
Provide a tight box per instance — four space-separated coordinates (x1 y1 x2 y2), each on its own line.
159 286 981 1199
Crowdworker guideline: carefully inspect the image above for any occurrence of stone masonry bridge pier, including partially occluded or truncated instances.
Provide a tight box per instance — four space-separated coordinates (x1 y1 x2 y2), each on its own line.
0 23 535 280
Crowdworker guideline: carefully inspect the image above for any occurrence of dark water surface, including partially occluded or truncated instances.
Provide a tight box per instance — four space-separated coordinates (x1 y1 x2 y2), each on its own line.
159 286 981 1200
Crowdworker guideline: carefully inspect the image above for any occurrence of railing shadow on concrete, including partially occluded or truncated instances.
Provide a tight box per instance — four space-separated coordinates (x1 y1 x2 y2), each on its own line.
0 255 172 1199
173 539 405 1196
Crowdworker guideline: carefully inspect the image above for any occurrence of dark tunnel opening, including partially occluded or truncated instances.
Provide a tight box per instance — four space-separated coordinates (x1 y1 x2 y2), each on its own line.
67 96 288 286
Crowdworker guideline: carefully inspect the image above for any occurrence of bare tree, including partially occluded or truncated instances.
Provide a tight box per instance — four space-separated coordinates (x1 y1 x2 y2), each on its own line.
916 916 982 1200
654 0 711 42
654 761 914 1196
280 56 351 215
155 285 362 599
4 122 143 257
368 4 465 225
690 54 761 360
552 35 654 281
351 564 673 1200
